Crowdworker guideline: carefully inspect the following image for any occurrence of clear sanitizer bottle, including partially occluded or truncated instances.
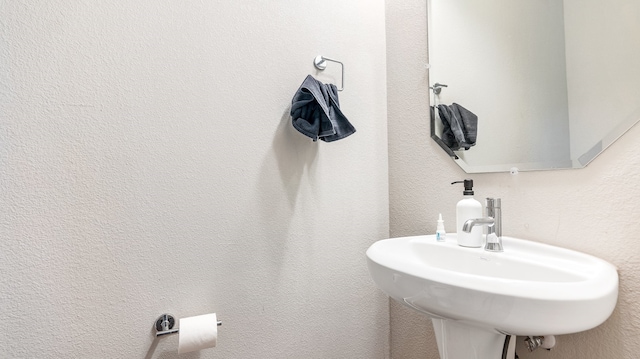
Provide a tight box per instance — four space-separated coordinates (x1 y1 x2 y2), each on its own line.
451 179 483 247
436 213 446 242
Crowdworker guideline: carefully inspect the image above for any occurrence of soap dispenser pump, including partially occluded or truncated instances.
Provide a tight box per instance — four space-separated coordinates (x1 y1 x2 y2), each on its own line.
451 179 483 247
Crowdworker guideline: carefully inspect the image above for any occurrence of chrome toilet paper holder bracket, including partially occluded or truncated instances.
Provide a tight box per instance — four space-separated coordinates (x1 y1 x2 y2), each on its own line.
155 313 222 337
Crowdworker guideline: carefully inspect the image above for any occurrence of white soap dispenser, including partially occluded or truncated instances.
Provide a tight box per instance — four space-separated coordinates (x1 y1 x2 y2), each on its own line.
451 179 483 247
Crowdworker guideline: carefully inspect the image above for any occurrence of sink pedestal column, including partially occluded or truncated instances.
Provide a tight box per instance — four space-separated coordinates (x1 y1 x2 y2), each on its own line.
432 319 515 359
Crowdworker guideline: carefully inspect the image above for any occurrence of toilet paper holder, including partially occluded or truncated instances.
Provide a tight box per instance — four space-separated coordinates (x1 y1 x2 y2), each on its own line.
155 313 222 337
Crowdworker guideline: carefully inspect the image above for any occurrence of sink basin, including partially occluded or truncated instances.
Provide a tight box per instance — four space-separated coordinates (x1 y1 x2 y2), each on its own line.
367 234 618 337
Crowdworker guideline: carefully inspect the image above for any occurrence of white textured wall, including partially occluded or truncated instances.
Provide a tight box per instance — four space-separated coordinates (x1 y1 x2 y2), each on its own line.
386 1 438 356
387 0 640 358
0 1 390 358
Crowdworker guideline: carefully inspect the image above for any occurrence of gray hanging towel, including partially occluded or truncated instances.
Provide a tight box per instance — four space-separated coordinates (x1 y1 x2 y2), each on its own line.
437 103 477 150
290 75 355 142
436 104 460 150
452 103 477 146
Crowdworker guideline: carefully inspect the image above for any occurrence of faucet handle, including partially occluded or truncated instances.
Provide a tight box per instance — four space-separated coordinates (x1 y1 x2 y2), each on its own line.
486 198 501 208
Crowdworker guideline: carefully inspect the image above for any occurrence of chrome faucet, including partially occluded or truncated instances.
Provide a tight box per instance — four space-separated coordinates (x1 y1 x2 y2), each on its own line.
462 198 503 252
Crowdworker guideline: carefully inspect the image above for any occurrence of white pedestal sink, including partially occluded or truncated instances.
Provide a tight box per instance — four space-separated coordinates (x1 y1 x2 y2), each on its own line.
366 234 618 359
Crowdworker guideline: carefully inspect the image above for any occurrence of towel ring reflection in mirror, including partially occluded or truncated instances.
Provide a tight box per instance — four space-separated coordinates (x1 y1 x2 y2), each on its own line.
429 82 448 95
430 82 448 108
313 55 344 91
429 82 459 160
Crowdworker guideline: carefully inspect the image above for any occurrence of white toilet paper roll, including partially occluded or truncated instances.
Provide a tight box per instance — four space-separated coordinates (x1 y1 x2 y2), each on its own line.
178 313 218 354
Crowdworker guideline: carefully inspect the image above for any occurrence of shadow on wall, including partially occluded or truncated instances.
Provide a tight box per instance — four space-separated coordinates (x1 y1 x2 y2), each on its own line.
144 336 203 359
255 108 319 225
155 350 201 359
271 108 319 208
515 302 626 358
248 107 319 267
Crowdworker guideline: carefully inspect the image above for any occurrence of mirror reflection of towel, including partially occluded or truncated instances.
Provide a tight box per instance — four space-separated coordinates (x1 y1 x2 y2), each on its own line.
437 103 477 150
290 75 356 142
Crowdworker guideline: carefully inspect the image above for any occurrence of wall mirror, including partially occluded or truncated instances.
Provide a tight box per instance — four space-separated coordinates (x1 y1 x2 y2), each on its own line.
428 0 640 173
